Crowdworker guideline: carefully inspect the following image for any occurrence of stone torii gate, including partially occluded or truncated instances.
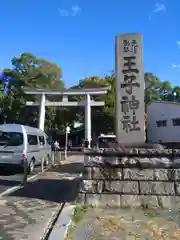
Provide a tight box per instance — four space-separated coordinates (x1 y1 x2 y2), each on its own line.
24 87 108 146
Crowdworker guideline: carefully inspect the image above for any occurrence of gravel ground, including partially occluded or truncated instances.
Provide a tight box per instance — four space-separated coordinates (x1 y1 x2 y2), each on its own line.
66 206 180 240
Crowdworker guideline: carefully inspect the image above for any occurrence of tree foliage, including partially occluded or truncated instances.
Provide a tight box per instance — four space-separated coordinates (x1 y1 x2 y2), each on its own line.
0 53 64 126
0 53 179 135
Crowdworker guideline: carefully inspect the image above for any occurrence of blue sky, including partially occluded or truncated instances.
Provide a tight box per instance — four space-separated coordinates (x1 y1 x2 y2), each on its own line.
0 0 180 87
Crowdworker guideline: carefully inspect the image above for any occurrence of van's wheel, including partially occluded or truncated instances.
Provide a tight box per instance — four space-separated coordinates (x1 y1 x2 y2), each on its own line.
28 159 35 174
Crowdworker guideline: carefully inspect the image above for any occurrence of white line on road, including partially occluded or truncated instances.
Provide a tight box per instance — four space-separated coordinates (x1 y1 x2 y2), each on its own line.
0 174 38 197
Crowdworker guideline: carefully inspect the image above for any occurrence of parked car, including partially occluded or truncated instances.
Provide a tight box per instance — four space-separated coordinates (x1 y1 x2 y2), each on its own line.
96 134 116 149
0 124 51 173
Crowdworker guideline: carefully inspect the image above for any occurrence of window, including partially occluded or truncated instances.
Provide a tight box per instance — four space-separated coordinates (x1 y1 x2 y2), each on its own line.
39 136 45 145
172 118 180 126
97 137 116 148
156 120 167 127
0 132 23 146
28 135 38 145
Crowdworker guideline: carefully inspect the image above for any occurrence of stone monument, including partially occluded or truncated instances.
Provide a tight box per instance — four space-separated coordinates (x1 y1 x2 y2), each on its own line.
79 33 180 210
115 33 145 143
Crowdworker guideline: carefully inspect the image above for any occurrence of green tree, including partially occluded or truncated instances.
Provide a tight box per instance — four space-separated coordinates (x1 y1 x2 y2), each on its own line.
144 72 162 105
72 74 115 134
0 53 64 128
6 53 64 88
172 86 180 101
159 80 172 101
0 51 178 139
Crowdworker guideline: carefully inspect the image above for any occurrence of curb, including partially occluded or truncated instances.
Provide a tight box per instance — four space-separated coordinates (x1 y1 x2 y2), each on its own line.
48 174 83 240
63 206 75 239
48 204 76 240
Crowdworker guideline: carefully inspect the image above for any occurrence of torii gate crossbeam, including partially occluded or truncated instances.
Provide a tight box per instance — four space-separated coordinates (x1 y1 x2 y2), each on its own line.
24 87 108 147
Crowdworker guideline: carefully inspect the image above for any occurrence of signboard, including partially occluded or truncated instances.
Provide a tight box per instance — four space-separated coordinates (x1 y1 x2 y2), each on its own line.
115 33 145 143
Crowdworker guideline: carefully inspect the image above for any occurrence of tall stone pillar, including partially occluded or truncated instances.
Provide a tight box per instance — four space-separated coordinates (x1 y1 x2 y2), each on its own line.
115 33 145 143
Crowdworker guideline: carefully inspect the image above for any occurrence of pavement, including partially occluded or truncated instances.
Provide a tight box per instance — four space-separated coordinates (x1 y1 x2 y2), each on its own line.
0 154 84 240
48 204 76 240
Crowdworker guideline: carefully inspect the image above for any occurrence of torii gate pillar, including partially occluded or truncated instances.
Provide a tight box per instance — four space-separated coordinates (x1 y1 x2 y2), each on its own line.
85 93 91 146
39 93 46 131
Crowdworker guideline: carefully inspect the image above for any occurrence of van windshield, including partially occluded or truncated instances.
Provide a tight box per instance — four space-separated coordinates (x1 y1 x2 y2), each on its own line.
0 131 23 146
97 137 116 148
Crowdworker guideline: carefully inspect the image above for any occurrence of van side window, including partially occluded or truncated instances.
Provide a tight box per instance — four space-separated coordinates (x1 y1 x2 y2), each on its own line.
39 136 45 145
28 135 38 145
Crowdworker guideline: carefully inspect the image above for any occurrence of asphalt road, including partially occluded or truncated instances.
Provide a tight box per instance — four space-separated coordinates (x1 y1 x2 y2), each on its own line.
0 151 84 195
0 165 42 194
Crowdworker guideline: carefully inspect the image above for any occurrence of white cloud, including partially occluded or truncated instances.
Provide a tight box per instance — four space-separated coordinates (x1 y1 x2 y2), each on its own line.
172 64 180 68
58 8 69 16
72 5 81 16
58 4 81 17
177 41 180 49
154 3 166 13
149 2 166 20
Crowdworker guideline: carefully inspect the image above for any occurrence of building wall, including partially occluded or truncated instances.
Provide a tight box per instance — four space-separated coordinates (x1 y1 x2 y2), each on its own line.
147 101 180 143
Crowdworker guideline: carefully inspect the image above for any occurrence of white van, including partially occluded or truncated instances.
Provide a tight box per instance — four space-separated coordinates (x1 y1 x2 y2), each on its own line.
0 124 51 173
97 134 116 149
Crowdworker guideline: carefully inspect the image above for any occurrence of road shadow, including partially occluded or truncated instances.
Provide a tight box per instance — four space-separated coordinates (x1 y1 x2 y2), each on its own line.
0 169 22 189
0 166 42 191
8 177 81 203
7 162 83 203
0 168 19 176
0 179 21 188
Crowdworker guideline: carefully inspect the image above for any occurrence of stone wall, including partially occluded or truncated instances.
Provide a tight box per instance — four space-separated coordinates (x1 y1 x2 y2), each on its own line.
78 149 180 208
